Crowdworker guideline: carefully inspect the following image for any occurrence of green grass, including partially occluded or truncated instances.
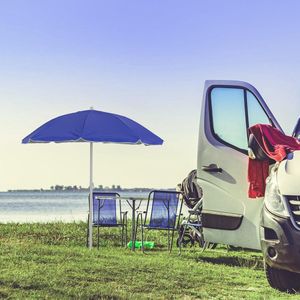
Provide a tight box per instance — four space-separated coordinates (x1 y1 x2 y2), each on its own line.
0 222 298 299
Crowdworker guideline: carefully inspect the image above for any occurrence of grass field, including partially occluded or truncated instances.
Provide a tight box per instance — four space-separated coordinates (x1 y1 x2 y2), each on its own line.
0 222 298 299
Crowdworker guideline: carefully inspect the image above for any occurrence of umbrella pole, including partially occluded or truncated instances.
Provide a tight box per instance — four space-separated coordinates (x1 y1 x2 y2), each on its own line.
88 142 94 249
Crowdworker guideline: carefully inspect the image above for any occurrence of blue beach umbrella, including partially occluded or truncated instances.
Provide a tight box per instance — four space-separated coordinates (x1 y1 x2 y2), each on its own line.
22 109 163 249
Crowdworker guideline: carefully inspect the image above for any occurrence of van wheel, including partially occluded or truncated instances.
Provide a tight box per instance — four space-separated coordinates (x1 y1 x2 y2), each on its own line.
265 263 300 293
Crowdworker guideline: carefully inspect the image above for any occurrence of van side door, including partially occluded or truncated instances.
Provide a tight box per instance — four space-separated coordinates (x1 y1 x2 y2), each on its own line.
197 80 282 250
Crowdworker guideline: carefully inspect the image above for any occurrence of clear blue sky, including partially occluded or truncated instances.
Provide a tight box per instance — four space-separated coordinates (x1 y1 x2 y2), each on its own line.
0 0 299 190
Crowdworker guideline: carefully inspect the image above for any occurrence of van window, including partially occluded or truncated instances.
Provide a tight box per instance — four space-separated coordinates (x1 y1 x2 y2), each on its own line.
247 91 271 127
211 88 248 150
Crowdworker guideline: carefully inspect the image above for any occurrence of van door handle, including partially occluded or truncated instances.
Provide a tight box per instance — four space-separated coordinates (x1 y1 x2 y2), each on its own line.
202 164 223 173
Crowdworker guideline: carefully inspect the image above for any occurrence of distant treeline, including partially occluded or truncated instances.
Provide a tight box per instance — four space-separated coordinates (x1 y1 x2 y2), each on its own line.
7 185 171 193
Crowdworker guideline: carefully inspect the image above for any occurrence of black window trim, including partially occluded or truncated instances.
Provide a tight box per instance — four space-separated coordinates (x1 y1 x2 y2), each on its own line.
244 89 250 143
208 85 274 155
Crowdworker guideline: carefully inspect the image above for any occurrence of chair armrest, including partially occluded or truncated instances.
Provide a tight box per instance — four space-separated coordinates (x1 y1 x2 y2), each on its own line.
136 211 146 227
136 211 146 219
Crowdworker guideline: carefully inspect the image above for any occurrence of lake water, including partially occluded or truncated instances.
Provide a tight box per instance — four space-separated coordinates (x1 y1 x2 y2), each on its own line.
0 191 151 223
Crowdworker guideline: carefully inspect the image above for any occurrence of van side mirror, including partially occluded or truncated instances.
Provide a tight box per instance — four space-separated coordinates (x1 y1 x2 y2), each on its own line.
248 133 268 160
292 117 300 140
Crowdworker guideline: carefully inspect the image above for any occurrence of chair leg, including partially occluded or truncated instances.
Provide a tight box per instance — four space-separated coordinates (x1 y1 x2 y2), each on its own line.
141 226 145 252
135 218 139 246
97 226 100 250
121 224 124 247
125 217 128 246
143 228 147 246
136 213 143 252
167 228 170 251
170 229 175 253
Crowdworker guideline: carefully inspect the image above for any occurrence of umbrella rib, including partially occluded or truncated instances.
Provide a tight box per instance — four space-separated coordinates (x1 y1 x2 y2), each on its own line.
114 115 141 142
80 111 91 139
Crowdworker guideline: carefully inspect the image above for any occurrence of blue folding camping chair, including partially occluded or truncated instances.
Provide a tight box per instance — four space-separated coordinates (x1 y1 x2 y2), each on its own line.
136 190 183 252
86 192 128 249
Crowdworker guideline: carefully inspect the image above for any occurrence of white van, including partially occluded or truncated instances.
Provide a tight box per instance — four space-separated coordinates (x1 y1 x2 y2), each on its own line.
197 80 300 292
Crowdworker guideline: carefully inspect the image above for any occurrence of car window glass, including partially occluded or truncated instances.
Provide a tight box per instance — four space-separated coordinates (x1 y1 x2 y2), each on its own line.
247 91 271 127
211 87 248 150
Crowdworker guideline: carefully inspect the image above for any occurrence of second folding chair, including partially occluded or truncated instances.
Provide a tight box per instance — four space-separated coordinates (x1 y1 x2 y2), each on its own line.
136 190 182 252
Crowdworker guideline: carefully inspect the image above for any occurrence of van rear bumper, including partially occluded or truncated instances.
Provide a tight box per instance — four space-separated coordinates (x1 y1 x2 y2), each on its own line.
260 206 300 273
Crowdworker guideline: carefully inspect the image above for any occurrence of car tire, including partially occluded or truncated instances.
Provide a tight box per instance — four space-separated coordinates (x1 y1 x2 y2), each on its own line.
265 263 300 293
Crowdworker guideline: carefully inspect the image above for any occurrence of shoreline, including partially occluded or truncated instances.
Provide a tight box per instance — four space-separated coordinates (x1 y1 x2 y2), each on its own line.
4 188 175 193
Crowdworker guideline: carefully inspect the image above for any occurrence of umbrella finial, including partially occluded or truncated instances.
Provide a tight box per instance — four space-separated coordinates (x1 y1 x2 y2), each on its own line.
90 106 94 110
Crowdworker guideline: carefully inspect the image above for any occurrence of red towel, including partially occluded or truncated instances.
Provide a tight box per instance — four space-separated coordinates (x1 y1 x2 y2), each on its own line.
248 124 300 198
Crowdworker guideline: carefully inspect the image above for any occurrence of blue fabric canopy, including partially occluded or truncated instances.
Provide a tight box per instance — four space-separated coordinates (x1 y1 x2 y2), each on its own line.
22 109 163 145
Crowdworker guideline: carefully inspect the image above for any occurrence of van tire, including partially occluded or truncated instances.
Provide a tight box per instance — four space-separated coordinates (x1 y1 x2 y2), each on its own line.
265 263 300 293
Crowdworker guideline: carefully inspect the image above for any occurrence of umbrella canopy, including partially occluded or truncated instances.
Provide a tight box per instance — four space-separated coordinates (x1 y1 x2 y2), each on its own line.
22 109 163 145
22 109 163 249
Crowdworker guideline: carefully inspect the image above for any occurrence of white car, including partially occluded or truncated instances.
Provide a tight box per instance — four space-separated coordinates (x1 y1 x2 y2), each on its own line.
197 80 300 292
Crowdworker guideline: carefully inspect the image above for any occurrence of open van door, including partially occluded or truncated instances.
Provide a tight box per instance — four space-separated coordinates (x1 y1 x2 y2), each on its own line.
197 80 282 250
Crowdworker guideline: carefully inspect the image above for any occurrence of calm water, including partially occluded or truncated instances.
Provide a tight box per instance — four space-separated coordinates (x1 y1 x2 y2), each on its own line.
0 191 150 223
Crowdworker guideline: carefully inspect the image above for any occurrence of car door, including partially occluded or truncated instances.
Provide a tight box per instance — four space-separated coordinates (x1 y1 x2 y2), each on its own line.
197 80 282 250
